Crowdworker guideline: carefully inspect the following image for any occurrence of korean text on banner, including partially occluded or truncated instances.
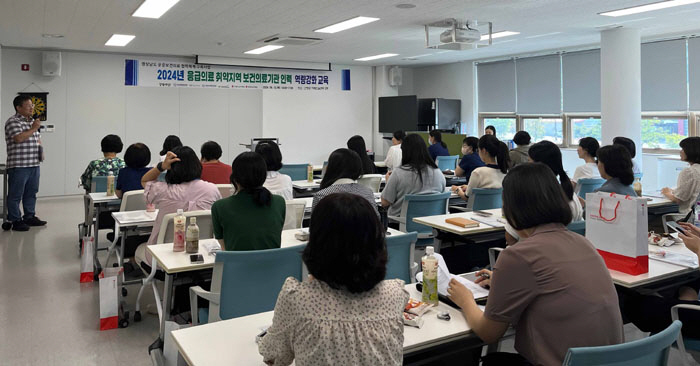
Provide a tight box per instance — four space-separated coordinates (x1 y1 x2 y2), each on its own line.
585 192 649 275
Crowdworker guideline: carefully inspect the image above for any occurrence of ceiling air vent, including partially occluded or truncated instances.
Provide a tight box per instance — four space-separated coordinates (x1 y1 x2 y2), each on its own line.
259 34 323 46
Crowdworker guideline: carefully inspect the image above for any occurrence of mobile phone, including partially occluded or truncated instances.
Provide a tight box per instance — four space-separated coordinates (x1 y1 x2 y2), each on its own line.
666 221 687 235
189 254 204 264
474 210 493 217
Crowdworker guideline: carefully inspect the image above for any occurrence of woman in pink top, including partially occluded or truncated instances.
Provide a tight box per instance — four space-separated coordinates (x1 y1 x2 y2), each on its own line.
134 146 221 265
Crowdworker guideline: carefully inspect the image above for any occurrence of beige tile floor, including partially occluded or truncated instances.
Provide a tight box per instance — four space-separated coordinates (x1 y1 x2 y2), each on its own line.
0 196 696 365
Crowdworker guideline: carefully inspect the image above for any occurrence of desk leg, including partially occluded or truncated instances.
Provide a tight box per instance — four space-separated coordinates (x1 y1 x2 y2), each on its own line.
2 169 7 222
160 273 173 341
433 229 443 253
93 204 102 279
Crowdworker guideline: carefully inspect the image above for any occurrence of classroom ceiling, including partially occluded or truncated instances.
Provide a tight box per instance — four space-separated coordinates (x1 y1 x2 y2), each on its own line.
2 0 700 67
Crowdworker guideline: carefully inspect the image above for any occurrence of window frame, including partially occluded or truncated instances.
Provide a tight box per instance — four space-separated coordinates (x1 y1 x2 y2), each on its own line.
518 114 565 147
478 113 518 138
565 113 601 148
640 112 693 154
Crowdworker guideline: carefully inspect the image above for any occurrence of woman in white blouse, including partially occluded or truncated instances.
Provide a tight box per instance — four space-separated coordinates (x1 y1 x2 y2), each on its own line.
572 137 600 190
255 141 293 200
453 134 510 200
259 193 409 365
661 137 700 217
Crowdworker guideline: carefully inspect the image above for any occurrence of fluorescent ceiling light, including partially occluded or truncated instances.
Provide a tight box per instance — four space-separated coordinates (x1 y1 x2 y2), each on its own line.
314 16 380 33
133 0 180 18
244 45 284 55
600 0 700 17
355 53 398 61
481 31 520 41
105 34 135 47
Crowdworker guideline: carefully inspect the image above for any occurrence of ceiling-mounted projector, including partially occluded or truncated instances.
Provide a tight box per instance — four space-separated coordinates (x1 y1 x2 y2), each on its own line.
439 28 481 44
425 19 492 51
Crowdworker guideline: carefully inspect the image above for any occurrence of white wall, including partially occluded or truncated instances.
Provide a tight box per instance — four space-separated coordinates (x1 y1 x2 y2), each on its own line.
1 48 372 197
411 62 477 135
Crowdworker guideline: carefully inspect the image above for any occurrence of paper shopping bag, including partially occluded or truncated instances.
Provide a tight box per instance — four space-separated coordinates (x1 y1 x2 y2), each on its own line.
80 237 94 283
98 267 123 330
586 192 648 275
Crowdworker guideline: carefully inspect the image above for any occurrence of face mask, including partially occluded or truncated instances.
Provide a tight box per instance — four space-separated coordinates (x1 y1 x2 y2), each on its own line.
461 147 469 155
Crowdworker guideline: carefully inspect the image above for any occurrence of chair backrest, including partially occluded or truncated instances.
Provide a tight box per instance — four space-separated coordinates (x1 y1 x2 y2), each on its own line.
567 220 586 236
401 192 451 234
467 188 503 211
634 173 644 179
215 244 305 319
385 232 418 283
91 176 109 193
284 199 307 229
157 210 213 244
119 190 146 211
562 320 681 366
321 161 328 177
577 178 606 199
216 184 233 199
279 164 308 181
357 174 383 193
436 155 459 171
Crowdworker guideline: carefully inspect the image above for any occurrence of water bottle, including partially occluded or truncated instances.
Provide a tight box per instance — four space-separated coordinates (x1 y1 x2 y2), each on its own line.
307 164 314 182
421 246 438 306
106 171 115 196
185 217 200 254
173 209 186 252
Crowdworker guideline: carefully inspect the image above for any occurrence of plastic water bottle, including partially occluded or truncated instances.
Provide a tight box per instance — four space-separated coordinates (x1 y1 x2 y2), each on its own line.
106 171 115 196
185 217 200 254
421 246 439 306
173 209 186 252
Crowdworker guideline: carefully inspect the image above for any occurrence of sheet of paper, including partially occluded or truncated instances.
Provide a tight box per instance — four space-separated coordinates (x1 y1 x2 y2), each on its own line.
467 214 505 228
416 252 490 299
650 250 699 268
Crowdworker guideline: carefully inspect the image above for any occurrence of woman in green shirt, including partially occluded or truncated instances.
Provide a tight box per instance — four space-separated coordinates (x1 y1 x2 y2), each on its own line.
212 152 286 251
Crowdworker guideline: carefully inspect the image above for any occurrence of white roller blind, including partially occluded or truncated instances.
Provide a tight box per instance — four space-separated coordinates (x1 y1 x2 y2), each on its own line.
688 38 700 110
477 60 516 113
516 55 561 114
641 39 687 111
563 50 601 113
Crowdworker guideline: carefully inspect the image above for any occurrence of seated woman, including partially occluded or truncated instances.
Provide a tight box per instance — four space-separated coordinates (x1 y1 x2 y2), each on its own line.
200 140 232 184
613 136 641 175
212 152 285 251
255 141 293 200
508 131 531 167
594 145 637 196
134 147 221 265
428 130 450 162
447 163 623 366
347 135 376 175
661 137 700 218
529 141 583 221
484 125 496 136
259 193 409 366
312 148 378 216
453 135 509 201
572 137 600 191
116 142 151 198
381 134 446 217
455 136 485 181
384 130 405 172
80 134 125 192
159 135 182 162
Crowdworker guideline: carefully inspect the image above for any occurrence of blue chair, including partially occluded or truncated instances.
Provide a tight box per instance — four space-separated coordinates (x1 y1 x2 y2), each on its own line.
467 188 503 211
567 220 586 236
672 304 700 363
578 178 606 199
385 231 418 283
91 175 109 193
390 192 451 248
436 155 459 171
189 244 306 325
279 164 309 181
562 320 681 366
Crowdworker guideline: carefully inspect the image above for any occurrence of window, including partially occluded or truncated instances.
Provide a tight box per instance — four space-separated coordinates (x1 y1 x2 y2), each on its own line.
483 117 517 140
522 117 563 144
570 117 602 145
641 116 689 150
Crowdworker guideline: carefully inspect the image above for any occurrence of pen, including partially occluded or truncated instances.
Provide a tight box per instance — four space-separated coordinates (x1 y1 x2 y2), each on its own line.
478 272 490 279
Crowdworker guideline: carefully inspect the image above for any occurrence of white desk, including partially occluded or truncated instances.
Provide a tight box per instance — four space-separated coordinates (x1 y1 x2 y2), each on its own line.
375 161 386 168
106 209 158 279
171 283 477 366
611 243 698 288
412 209 504 236
87 192 121 278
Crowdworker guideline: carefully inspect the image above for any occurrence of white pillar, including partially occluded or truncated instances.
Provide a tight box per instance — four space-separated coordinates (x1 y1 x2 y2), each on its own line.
372 66 398 157
601 27 642 169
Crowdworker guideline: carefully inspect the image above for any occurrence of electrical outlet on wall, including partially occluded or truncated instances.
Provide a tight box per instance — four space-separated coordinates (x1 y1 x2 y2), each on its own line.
43 124 55 132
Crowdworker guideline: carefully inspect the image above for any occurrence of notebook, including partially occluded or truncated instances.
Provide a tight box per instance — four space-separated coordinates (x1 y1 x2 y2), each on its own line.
445 217 479 228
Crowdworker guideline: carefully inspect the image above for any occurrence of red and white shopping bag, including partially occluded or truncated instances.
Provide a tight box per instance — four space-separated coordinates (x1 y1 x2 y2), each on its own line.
80 237 94 283
98 267 123 331
586 192 649 275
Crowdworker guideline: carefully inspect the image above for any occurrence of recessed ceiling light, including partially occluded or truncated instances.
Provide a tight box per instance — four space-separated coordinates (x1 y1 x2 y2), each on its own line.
600 0 700 17
133 0 180 19
396 3 416 9
244 45 284 55
42 33 64 38
480 31 520 41
105 34 135 47
314 16 380 34
355 53 398 61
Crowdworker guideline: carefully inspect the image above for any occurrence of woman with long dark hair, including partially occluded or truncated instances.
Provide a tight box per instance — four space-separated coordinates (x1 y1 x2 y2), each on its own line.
312 148 378 216
528 141 582 221
381 134 445 217
347 135 376 174
453 134 509 201
212 152 286 251
428 130 449 161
